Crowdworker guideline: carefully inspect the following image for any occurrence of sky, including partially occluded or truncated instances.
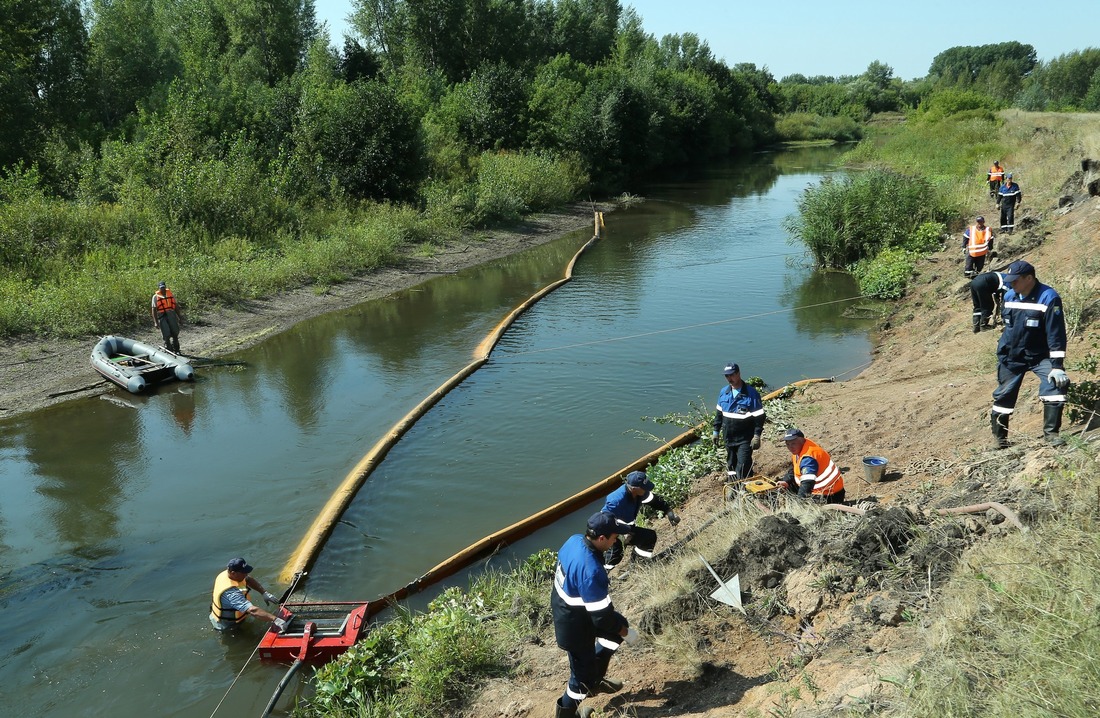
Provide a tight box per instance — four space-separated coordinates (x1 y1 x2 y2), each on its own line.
313 0 1099 82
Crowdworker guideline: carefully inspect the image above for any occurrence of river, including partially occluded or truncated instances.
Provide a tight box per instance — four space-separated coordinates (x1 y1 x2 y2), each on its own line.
0 145 871 716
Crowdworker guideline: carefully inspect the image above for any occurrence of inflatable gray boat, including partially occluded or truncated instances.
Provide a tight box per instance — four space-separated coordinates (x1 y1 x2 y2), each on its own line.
90 335 195 393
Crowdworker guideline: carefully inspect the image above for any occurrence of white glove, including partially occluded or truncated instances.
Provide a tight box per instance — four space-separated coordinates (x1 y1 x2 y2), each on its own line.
273 617 289 633
263 591 279 606
623 627 640 645
1049 369 1069 390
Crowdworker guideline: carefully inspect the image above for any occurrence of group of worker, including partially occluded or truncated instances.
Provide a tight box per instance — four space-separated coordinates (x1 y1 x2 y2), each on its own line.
971 160 1069 448
550 360 848 716
964 164 1024 279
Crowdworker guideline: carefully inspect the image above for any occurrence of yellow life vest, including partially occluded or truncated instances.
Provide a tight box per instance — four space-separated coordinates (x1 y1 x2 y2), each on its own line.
210 570 250 625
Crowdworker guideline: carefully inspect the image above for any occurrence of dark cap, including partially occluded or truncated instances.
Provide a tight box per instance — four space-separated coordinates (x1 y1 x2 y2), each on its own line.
227 557 253 574
625 470 654 491
782 428 805 442
1002 260 1035 282
975 216 984 223
586 511 620 538
158 281 167 289
722 362 740 375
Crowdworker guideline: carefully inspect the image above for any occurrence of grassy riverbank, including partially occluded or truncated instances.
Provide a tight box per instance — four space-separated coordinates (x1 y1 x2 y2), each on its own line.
0 152 585 338
288 110 1100 717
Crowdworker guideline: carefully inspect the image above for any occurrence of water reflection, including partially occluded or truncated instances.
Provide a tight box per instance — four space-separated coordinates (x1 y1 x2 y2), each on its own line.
22 400 140 551
781 268 867 337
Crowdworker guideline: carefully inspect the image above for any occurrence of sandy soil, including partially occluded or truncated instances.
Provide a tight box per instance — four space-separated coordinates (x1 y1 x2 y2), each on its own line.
0 204 599 420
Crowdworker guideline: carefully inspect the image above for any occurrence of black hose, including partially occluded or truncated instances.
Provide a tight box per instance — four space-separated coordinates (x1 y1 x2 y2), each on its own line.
259 659 303 718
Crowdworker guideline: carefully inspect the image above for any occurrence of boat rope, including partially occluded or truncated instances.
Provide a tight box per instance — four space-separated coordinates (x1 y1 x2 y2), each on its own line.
207 640 263 718
499 294 872 358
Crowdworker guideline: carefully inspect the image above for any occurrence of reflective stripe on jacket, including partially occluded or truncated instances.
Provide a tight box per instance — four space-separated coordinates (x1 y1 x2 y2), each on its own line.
988 165 1004 181
998 281 1067 369
966 225 992 256
551 534 626 652
791 438 844 496
210 570 249 625
712 383 765 442
153 289 177 315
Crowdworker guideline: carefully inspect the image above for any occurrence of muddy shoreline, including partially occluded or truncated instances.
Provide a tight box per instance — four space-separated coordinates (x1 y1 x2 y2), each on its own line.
0 204 600 420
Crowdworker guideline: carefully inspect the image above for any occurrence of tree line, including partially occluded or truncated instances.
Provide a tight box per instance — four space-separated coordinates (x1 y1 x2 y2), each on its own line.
1 0 1096 337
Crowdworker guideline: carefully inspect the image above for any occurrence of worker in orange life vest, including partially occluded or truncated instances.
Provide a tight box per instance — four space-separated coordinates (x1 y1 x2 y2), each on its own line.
962 216 994 278
775 428 845 504
987 161 1005 199
151 281 182 353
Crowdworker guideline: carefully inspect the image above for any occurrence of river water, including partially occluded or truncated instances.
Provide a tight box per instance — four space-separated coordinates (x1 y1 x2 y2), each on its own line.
0 146 871 717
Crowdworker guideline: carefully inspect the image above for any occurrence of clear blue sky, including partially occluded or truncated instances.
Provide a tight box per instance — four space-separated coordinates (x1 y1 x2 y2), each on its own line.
314 0 1099 81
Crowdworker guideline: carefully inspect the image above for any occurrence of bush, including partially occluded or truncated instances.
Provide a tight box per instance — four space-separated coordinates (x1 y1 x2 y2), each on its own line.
472 151 587 224
775 113 862 143
851 247 917 300
784 169 942 268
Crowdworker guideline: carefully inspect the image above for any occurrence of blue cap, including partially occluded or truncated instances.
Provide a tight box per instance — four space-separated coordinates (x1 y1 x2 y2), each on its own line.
625 470 654 491
158 281 167 289
1006 173 1013 178
227 557 253 574
723 362 740 375
586 511 620 538
1002 260 1035 282
782 428 805 441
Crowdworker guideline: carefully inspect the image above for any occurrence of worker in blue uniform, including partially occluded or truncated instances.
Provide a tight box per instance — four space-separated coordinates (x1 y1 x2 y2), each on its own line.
991 260 1070 448
969 270 1009 333
712 361 766 482
601 470 679 570
997 173 1022 233
551 512 635 718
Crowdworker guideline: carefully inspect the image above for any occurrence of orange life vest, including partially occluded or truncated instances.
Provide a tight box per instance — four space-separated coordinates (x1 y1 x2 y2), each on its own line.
153 289 177 315
967 225 992 257
790 438 844 496
988 165 1004 181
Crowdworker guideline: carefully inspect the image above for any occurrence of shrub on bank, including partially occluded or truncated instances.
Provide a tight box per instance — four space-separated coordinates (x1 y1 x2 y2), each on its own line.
775 112 862 143
851 247 917 300
783 169 946 268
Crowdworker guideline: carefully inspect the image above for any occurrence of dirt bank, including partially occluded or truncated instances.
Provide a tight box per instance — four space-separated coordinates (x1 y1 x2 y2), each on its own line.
461 171 1100 716
0 205 599 420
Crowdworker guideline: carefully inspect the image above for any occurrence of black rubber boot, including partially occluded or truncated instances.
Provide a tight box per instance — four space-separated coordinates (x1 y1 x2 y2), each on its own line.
555 699 594 718
991 412 1009 449
1044 404 1066 446
972 313 982 333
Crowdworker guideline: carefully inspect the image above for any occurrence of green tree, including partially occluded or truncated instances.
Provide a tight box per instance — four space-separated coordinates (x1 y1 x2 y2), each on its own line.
0 0 89 167
87 0 179 130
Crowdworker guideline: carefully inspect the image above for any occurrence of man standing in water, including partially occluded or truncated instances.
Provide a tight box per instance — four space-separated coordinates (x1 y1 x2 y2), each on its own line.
210 557 287 632
712 362 766 482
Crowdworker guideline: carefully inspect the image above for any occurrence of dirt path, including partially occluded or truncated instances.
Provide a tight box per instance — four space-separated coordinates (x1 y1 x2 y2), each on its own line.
0 205 599 420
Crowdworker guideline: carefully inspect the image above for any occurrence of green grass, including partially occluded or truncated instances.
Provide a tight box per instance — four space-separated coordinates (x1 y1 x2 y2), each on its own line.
0 150 585 338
